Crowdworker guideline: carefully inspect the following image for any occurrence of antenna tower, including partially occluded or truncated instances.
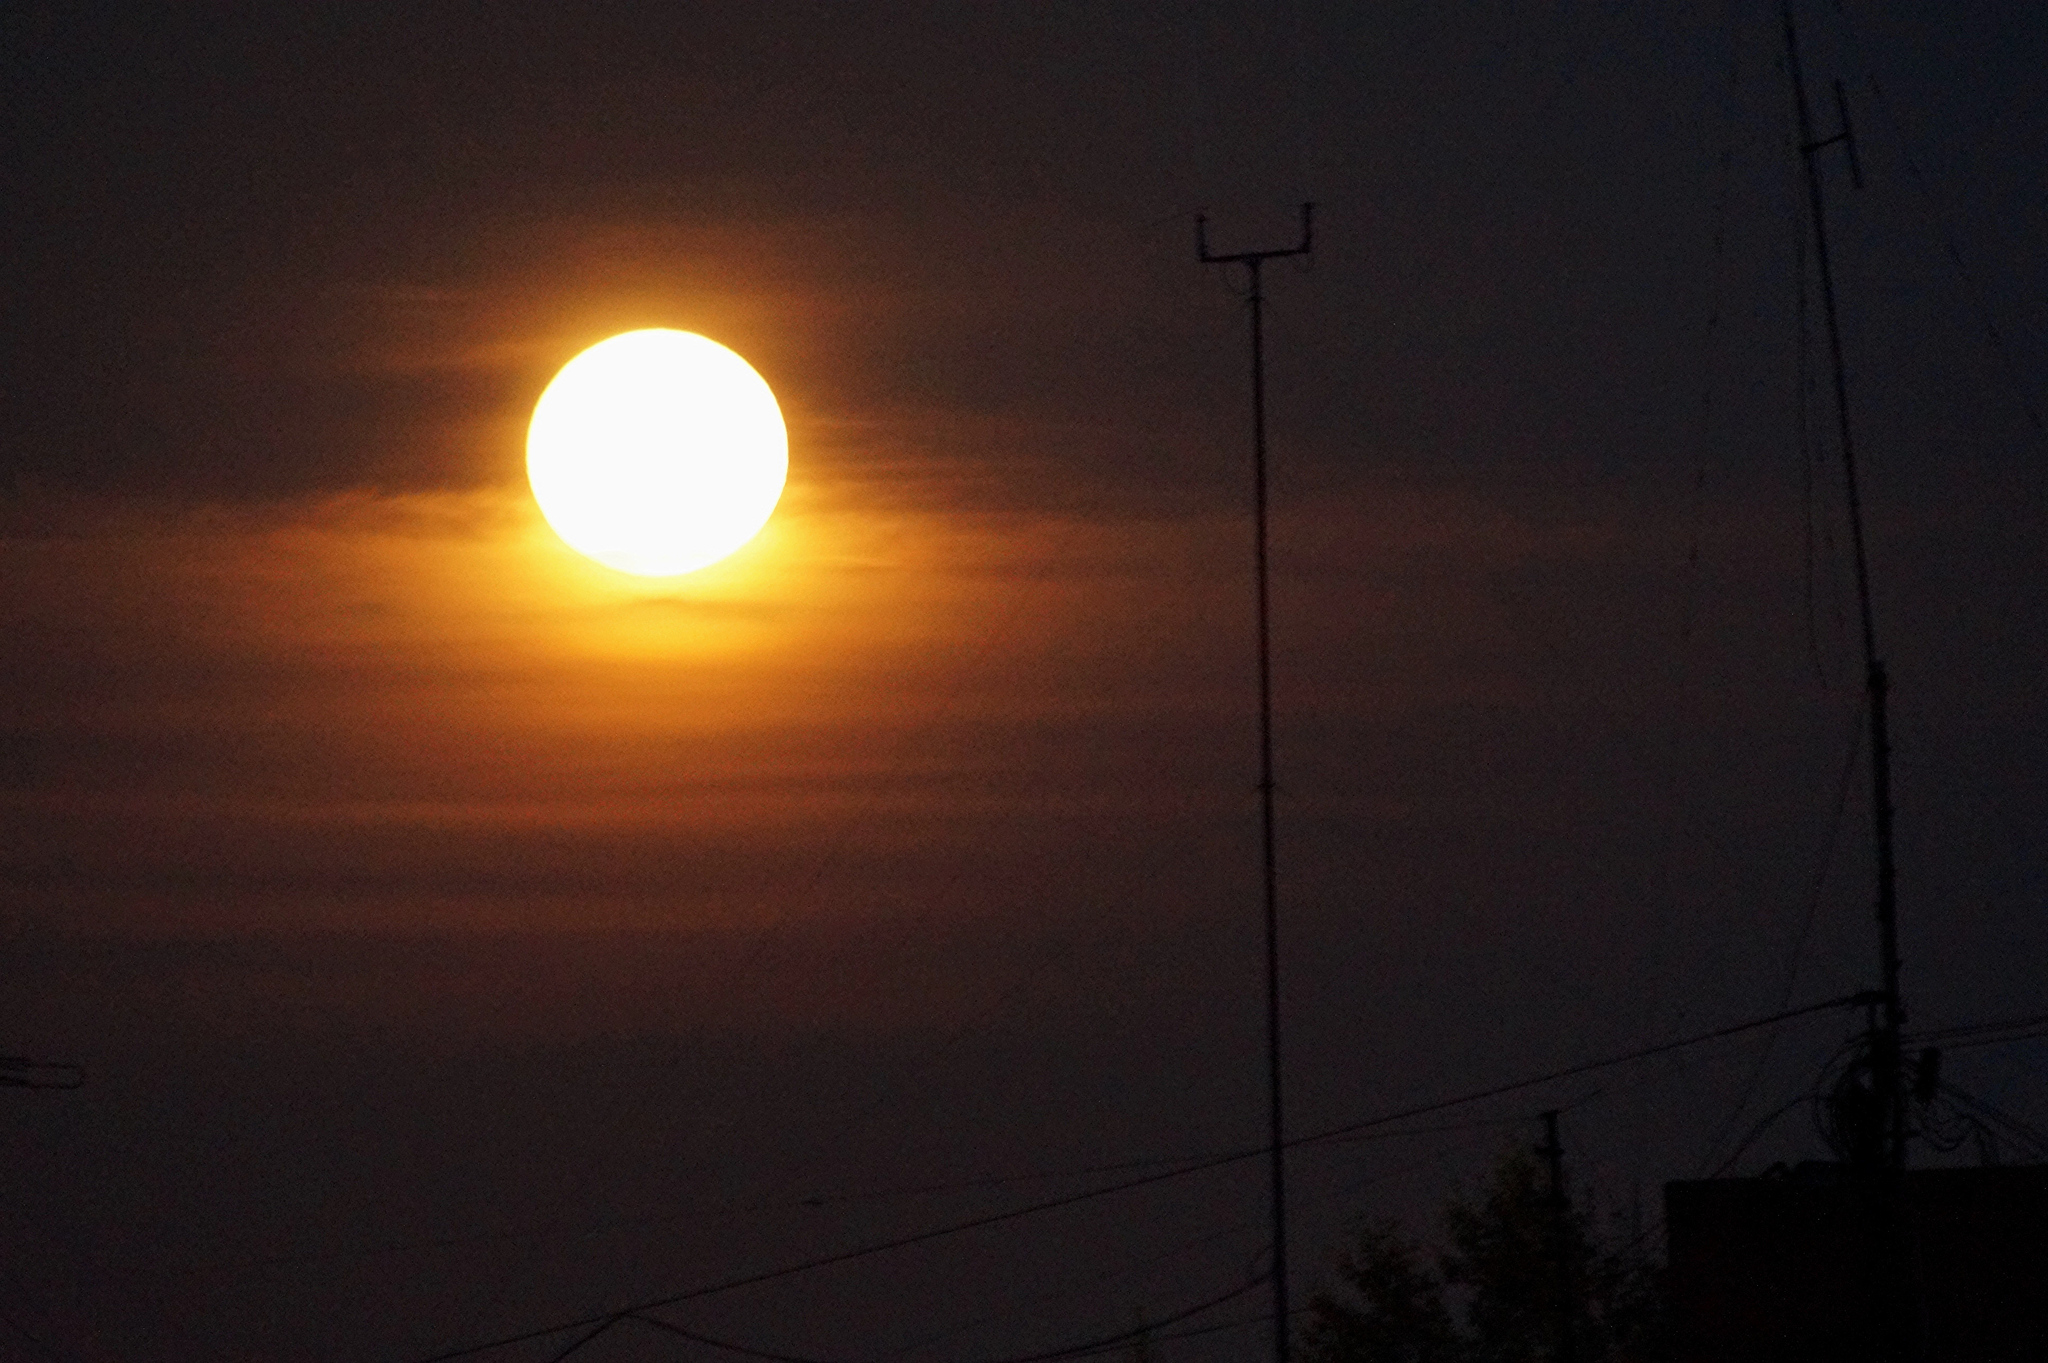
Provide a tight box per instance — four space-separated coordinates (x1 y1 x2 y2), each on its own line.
1781 1 1906 1172
1197 201 1313 1363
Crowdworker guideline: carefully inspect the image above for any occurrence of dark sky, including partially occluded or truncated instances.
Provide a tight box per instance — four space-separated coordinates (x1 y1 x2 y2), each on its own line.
3 2 2046 1360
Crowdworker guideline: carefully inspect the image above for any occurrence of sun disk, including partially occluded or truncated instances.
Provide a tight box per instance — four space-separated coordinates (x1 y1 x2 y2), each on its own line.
526 329 788 576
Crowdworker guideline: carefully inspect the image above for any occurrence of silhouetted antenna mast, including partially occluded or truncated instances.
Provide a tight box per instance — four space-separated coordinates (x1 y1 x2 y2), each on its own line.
1538 1111 1579 1363
1782 2 1905 1172
1196 200 1312 1363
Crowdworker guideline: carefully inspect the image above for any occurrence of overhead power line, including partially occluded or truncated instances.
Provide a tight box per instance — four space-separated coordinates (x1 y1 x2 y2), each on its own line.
419 1149 1260 1363
170 1148 1231 1283
621 1273 1268 1363
1907 1010 2048 1049
407 991 1873 1363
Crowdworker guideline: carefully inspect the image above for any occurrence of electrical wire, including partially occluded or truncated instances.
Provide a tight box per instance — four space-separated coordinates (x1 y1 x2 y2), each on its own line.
1293 994 1872 1157
447 506 1111 1344
406 991 1872 1363
1678 0 1744 647
623 1311 832 1363
887 1111 1573 1360
961 1275 1265 1363
1780 8 1853 691
1796 193 1829 689
1907 1010 2048 1048
1927 1027 2048 1055
1932 1084 2048 1159
876 1206 1265 1361
1705 1093 1813 1178
1056 1302 1323 1361
168 1148 1226 1282
421 1154 1255 1363
585 1273 1269 1363
1695 700 1866 1174
1844 54 2048 442
1059 1306 1273 1357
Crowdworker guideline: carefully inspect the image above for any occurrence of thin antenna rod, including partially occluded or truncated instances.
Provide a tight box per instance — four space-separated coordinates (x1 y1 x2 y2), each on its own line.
1781 2 1905 1170
1197 201 1312 1363
1539 1112 1579 1363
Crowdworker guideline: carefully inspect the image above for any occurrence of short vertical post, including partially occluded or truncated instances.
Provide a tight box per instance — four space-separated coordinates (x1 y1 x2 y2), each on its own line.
1540 1111 1579 1363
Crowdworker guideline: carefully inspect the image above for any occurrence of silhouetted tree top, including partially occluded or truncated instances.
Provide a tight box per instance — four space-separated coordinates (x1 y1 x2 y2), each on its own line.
1301 1149 1669 1363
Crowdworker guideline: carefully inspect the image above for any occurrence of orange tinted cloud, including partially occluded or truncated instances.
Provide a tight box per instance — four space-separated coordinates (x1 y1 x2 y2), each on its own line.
0 441 1671 960
0 447 1243 936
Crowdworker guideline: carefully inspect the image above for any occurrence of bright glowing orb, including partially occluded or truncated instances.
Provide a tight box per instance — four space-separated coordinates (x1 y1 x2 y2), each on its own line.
527 329 788 576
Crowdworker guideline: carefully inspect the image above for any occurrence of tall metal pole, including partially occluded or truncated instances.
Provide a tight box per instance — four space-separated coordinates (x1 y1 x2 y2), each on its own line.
1781 1 1905 1171
1539 1112 1580 1363
1198 202 1312 1363
1783 11 1916 1359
